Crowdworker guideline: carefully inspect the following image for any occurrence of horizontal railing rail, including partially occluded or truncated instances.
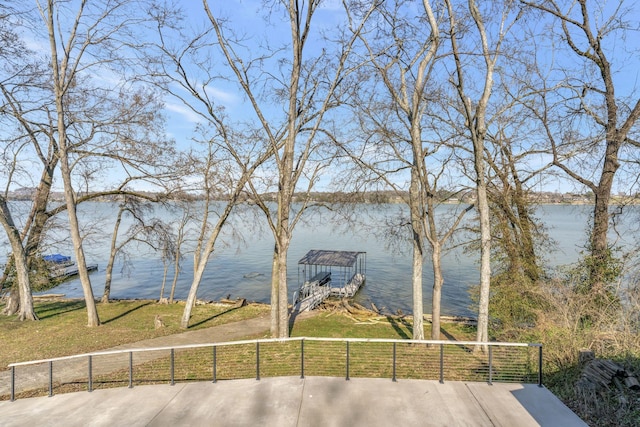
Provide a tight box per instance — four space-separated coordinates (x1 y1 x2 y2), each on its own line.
4 338 543 402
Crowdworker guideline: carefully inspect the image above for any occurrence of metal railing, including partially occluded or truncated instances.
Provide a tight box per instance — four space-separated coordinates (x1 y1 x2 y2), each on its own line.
5 337 542 402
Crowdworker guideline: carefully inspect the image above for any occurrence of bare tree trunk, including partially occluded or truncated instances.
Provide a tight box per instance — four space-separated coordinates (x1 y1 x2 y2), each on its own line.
590 159 617 291
159 261 169 301
409 172 425 340
180 201 237 328
431 242 443 340
201 0 376 336
102 209 124 303
181 257 208 328
475 181 491 343
168 247 181 304
61 172 100 326
269 248 280 337
277 243 289 338
2 287 19 317
0 199 37 321
445 0 519 346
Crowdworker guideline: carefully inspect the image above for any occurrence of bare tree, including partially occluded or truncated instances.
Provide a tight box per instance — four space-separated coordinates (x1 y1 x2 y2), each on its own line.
522 0 640 297
101 196 170 303
202 0 377 337
444 0 523 344
145 5 280 328
29 0 173 326
343 0 474 339
0 9 38 320
168 207 188 304
0 198 36 320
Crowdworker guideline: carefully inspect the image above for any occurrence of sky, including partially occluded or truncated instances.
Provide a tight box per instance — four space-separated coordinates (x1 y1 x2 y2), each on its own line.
3 0 640 195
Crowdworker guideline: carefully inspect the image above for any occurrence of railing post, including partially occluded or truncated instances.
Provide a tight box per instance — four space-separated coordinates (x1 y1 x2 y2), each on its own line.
488 346 493 385
346 341 350 381
392 342 397 382
213 346 217 383
10 366 15 402
128 351 133 388
88 355 93 392
48 361 53 397
170 349 175 386
538 345 543 387
300 339 305 379
256 341 260 380
439 344 444 384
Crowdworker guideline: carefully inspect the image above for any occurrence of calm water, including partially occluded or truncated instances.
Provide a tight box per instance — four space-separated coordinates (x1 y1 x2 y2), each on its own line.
4 202 637 317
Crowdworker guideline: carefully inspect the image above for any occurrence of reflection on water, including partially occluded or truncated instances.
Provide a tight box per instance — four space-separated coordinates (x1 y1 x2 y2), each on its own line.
20 202 636 317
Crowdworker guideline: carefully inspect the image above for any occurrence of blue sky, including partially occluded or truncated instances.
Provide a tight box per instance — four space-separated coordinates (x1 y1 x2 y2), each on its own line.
4 0 639 195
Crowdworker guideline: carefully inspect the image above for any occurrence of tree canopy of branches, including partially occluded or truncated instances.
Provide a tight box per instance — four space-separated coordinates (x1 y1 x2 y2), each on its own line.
522 0 640 304
201 0 376 337
1 0 174 325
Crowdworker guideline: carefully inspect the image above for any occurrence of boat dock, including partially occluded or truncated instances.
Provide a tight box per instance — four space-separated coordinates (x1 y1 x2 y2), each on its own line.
293 250 366 312
44 253 98 280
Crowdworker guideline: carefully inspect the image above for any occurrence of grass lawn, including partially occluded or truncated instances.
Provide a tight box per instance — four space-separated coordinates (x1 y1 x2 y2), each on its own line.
0 299 475 370
0 299 268 369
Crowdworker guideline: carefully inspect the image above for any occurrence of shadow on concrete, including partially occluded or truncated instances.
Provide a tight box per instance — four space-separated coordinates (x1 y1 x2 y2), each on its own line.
511 384 587 426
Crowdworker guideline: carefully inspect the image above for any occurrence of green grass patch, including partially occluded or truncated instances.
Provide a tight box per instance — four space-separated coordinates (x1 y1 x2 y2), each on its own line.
0 299 269 369
290 312 476 341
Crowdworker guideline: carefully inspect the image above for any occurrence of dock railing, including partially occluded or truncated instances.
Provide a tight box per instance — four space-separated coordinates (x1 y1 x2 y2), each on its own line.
4 338 543 402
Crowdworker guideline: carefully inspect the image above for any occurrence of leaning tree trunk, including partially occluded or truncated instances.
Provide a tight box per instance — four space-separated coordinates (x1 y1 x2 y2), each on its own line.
47 4 100 327
57 147 100 326
1 200 38 320
181 256 208 328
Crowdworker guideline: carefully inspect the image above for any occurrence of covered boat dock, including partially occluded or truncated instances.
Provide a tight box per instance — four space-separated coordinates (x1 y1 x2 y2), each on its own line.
293 250 366 312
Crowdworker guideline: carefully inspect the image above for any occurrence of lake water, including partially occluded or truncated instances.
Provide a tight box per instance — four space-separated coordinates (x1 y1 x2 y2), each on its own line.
4 202 638 317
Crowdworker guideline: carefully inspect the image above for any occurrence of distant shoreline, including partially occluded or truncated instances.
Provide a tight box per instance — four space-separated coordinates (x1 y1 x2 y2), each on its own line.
6 188 640 206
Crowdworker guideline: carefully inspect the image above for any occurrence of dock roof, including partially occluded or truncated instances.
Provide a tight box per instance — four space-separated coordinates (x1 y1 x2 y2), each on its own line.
298 250 364 268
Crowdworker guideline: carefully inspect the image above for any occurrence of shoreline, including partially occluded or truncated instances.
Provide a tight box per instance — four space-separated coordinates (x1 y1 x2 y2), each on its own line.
27 295 478 324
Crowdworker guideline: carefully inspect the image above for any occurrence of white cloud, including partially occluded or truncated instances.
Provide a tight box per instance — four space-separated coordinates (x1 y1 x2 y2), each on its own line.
165 102 204 124
203 85 239 106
